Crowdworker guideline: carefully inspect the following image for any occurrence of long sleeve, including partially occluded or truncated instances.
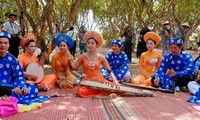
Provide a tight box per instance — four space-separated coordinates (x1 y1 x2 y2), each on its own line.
154 55 169 81
139 53 149 77
155 53 163 72
103 52 129 81
11 58 27 89
176 54 194 78
155 52 194 83
194 58 200 72
114 52 129 80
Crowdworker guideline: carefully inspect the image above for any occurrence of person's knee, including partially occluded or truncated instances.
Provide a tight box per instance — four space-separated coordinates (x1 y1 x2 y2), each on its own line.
122 71 131 83
188 81 199 95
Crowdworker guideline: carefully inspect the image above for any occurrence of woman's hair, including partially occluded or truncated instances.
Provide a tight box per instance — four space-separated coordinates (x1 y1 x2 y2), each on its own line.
147 39 156 45
24 40 35 48
88 37 98 45
169 44 182 48
59 40 69 48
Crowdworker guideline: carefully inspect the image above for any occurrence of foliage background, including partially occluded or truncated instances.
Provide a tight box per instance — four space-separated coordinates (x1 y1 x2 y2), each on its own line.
0 0 200 49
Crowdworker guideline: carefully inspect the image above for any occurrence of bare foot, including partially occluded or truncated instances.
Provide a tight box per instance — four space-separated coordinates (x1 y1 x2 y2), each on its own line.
0 95 10 101
38 83 49 91
108 93 118 99
92 93 118 99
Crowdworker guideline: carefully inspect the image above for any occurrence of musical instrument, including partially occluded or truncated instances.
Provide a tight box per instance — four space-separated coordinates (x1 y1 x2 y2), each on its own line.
122 82 174 93
25 62 44 83
73 79 153 97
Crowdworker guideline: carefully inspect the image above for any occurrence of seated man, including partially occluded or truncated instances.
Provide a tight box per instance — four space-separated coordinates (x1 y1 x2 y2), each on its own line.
187 58 200 104
101 39 131 83
0 32 49 105
188 57 200 95
151 38 194 92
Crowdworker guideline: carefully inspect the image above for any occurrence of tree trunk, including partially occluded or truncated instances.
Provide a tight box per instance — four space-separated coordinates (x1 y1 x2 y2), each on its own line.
62 0 83 33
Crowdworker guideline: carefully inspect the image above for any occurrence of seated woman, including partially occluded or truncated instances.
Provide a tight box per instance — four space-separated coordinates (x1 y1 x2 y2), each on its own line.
18 33 57 91
130 32 162 86
0 32 49 105
51 34 77 89
101 39 131 83
71 31 119 98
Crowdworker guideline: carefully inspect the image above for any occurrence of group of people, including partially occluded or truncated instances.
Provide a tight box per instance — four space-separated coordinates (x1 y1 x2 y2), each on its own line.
1 14 200 117
49 24 88 62
124 21 192 62
0 32 50 117
121 23 151 61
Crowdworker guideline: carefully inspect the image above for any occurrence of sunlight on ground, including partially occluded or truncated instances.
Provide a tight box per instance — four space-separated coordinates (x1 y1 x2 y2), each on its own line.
57 105 68 110
175 112 200 120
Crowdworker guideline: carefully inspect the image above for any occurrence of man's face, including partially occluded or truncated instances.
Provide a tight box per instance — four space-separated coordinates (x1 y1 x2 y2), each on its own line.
125 27 130 31
0 38 10 56
56 25 60 30
170 44 182 56
9 16 16 22
144 23 148 28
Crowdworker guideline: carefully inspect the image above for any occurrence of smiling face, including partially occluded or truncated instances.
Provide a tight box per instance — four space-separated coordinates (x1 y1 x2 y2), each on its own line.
87 38 97 52
146 39 156 51
25 41 36 55
59 41 69 53
0 38 10 57
111 44 121 54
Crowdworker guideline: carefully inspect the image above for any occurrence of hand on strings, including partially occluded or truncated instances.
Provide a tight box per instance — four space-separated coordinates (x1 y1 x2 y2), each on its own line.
22 87 29 96
58 75 65 80
12 87 22 96
102 80 120 90
112 77 120 88
80 73 87 80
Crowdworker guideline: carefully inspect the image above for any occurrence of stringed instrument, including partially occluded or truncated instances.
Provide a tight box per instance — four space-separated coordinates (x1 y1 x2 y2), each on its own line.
25 62 44 83
73 79 154 97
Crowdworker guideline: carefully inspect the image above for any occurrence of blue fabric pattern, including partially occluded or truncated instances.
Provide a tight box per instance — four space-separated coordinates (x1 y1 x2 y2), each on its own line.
111 40 123 47
55 34 74 49
154 51 194 91
0 32 11 40
188 88 200 105
188 58 200 105
194 58 200 72
0 53 49 105
101 51 129 81
168 38 183 45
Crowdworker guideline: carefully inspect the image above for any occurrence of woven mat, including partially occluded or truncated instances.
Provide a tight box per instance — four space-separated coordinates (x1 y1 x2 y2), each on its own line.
3 89 200 120
101 97 139 120
122 91 200 120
